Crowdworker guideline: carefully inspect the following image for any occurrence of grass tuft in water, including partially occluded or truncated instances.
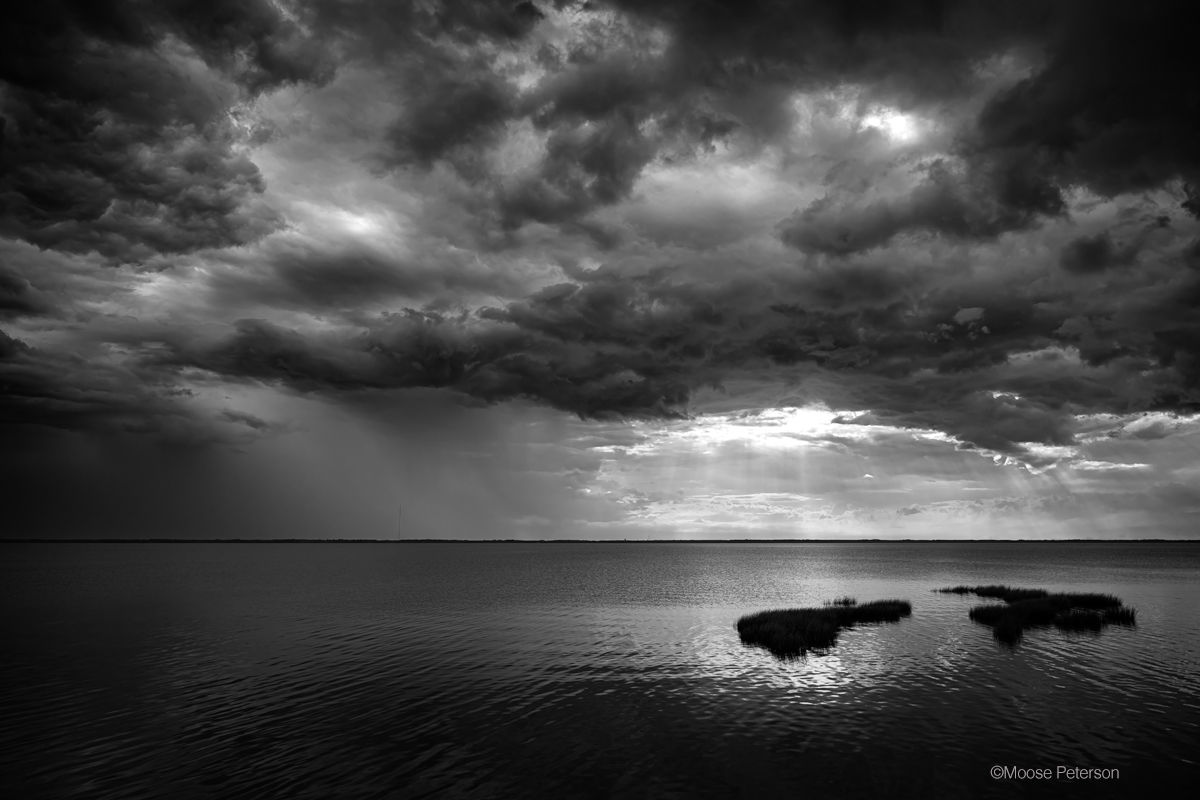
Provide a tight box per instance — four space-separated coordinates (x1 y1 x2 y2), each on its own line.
936 585 1048 602
736 599 911 658
1054 610 1106 632
1103 606 1138 626
942 585 1136 645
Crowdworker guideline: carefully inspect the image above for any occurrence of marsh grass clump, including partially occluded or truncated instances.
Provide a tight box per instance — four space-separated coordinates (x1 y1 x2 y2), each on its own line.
736 599 912 658
848 599 912 623
936 585 1048 602
1061 593 1124 610
942 585 1136 644
1052 605 1135 632
1103 607 1138 626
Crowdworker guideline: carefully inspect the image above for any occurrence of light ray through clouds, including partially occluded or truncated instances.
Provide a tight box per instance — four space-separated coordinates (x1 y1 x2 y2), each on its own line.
2 0 1198 539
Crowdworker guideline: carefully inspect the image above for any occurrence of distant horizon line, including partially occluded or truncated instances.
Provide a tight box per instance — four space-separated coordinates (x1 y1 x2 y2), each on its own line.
4 538 1199 544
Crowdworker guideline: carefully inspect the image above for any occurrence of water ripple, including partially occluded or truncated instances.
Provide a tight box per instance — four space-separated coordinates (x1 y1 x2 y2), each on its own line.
2 542 1198 798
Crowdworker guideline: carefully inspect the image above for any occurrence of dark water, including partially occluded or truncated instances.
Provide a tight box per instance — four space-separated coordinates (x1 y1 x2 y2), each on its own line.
2 542 1198 799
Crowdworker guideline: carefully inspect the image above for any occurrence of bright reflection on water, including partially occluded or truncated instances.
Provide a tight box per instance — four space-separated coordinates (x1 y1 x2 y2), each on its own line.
2 542 1198 798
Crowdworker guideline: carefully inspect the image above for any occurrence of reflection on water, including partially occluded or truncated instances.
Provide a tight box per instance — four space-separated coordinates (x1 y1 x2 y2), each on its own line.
2 542 1199 798
736 599 914 658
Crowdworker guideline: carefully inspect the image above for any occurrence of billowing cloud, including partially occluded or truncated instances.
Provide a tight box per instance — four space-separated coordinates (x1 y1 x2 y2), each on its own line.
0 1 339 261
778 158 1065 255
3 1 1199 539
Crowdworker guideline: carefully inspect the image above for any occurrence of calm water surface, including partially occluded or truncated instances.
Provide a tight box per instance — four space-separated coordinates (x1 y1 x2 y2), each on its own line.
2 542 1198 798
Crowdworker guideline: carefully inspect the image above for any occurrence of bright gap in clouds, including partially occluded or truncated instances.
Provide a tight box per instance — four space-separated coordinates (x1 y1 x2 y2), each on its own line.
625 406 939 454
573 405 1200 539
336 210 384 235
584 405 1068 538
861 109 920 142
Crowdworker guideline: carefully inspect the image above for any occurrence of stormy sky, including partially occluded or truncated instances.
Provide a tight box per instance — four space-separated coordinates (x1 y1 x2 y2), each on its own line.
2 0 1198 539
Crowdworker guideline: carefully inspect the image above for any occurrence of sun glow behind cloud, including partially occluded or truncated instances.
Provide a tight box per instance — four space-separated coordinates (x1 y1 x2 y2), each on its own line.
861 109 921 142
555 405 1200 538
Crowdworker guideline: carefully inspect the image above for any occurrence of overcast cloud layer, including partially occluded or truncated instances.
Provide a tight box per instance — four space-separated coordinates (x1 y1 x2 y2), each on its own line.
3 0 1198 539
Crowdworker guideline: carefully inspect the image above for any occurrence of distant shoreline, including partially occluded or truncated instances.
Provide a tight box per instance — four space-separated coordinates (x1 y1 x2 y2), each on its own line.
4 538 1198 544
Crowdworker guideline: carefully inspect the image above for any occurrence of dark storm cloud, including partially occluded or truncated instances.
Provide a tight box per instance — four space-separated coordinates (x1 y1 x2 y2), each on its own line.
779 158 1064 254
0 325 268 444
973 0 1200 213
180 204 1200 456
0 98 283 261
7 0 1195 258
0 0 331 260
170 297 694 420
216 408 280 433
1059 233 1139 274
608 0 1037 95
313 0 545 51
319 0 1194 249
723 0 1194 218
389 67 516 169
204 224 555 315
499 111 659 232
210 248 447 311
185 262 715 416
308 0 550 171
0 328 28 359
4 0 1200 466
830 371 1083 465
0 264 55 317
